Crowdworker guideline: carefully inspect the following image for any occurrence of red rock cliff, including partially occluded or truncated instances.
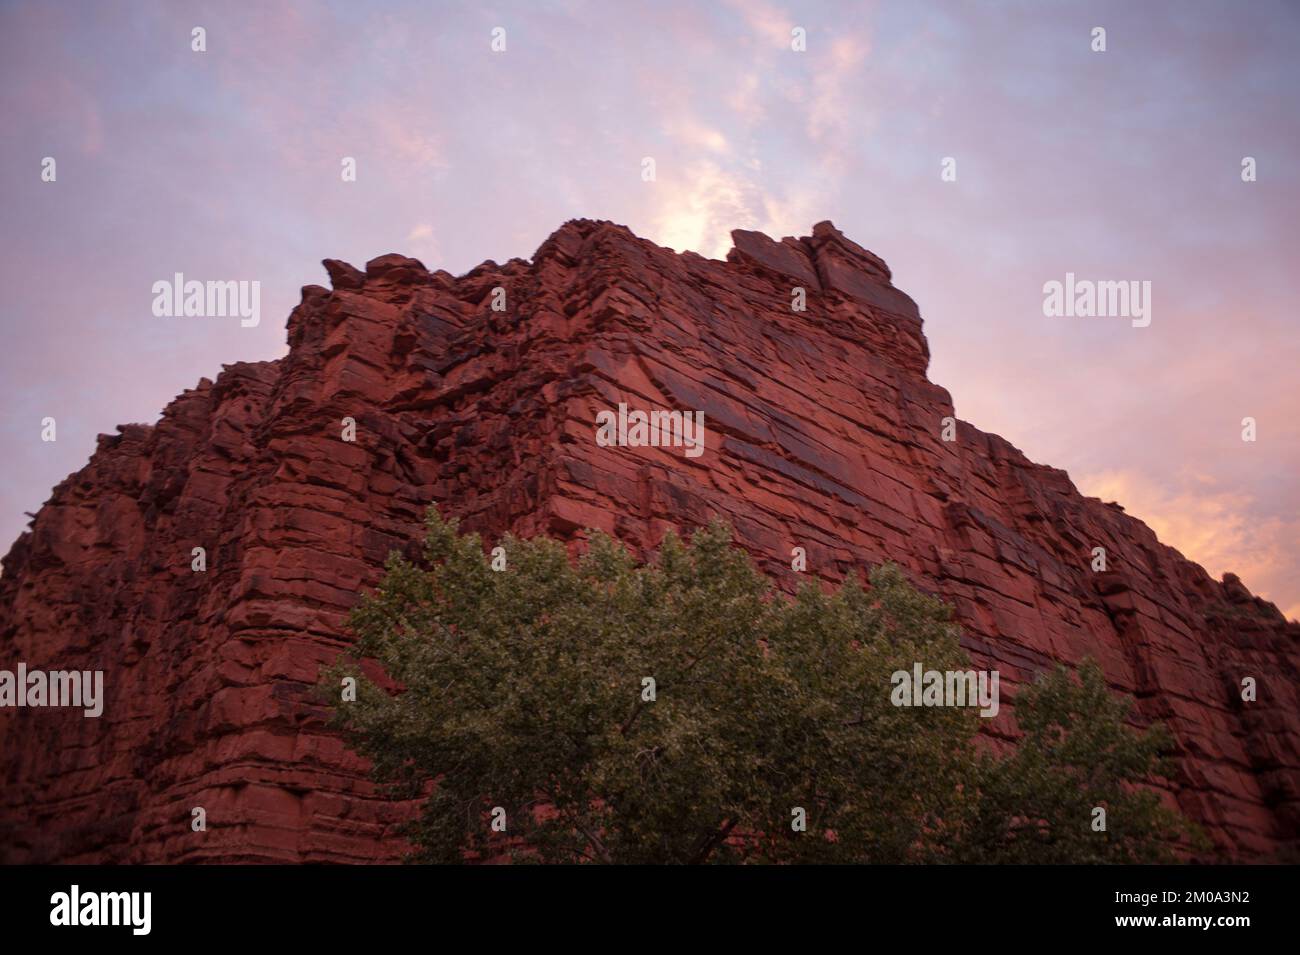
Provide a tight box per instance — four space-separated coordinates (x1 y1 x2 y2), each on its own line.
1 220 1296 862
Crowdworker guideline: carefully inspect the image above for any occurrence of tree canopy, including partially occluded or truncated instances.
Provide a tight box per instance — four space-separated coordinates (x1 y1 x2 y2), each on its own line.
326 507 1194 864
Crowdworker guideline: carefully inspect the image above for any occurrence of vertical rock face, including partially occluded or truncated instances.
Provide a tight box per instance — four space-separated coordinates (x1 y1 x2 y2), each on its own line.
1 219 1296 863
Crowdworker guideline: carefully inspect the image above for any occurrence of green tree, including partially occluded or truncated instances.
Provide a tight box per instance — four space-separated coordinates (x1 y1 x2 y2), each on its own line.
951 662 1198 863
326 507 1193 864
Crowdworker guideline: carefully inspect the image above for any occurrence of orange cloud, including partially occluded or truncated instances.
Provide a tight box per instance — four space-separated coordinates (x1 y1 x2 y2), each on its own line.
1078 469 1299 622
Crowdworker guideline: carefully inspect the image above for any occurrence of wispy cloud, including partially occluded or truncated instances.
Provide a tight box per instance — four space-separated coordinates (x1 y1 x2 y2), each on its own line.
1079 469 1299 622
0 0 1295 617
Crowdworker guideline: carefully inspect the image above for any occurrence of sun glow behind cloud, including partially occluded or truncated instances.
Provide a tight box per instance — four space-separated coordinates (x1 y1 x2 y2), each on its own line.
0 0 1296 615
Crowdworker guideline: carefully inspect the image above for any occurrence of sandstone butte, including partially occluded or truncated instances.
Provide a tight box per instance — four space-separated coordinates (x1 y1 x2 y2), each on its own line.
0 220 1296 864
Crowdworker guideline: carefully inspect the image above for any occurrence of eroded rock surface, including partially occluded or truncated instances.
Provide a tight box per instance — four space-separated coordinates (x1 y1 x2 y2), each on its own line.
2 220 1296 862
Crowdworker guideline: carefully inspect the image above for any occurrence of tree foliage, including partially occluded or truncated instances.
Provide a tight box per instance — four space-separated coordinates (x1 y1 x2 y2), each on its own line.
326 507 1194 864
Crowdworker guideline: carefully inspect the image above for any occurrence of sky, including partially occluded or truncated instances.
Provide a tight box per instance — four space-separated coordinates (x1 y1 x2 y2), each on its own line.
1 0 1297 618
